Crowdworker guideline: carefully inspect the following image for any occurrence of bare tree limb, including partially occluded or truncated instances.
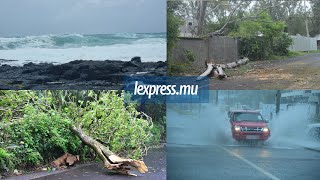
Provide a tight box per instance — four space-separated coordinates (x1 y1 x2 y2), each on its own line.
197 57 249 80
197 61 214 80
210 2 244 36
70 125 148 176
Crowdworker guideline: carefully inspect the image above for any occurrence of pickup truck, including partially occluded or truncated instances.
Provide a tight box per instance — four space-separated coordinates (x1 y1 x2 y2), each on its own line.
229 110 270 141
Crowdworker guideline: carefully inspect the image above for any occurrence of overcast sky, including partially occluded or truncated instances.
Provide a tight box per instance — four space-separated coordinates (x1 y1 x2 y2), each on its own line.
0 0 166 37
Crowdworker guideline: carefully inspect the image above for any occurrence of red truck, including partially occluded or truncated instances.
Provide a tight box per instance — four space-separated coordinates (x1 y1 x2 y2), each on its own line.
229 110 270 141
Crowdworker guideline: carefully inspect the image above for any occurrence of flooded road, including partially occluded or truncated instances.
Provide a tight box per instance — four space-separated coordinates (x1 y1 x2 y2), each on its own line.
167 144 320 180
167 103 320 180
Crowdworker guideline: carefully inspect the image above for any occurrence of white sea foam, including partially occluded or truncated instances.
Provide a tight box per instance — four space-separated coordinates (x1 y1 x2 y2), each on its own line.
0 33 166 65
0 43 166 66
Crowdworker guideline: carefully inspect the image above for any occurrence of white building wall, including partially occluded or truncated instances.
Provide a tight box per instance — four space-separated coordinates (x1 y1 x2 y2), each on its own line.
288 35 317 51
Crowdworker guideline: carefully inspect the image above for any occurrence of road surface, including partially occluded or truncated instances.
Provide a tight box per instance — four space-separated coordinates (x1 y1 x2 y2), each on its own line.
5 147 165 180
167 144 320 180
210 53 320 90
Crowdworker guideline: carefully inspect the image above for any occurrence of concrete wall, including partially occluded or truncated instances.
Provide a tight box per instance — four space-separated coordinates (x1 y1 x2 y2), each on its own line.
172 36 239 70
288 35 317 51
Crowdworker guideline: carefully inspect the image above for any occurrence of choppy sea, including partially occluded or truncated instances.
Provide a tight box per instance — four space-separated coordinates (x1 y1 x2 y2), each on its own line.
0 32 166 66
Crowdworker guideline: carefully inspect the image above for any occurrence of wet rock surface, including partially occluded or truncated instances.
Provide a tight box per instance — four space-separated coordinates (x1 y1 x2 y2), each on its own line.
0 57 166 90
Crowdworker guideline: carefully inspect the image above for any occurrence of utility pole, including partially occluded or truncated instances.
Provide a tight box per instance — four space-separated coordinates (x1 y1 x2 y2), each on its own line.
304 0 310 37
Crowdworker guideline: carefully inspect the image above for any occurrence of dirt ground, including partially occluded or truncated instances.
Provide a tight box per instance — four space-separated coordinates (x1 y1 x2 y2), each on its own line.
209 53 320 90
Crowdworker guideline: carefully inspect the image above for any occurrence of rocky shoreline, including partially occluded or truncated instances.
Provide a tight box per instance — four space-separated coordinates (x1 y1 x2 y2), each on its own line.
0 57 166 90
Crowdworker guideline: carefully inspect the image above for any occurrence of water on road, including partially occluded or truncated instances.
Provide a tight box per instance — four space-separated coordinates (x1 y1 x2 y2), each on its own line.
167 103 320 180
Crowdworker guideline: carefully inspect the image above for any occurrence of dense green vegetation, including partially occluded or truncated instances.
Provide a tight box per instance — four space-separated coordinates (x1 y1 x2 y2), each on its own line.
0 91 164 174
167 1 187 75
230 12 293 60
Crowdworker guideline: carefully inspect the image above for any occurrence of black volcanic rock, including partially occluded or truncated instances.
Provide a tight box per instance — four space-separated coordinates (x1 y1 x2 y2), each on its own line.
131 56 142 63
0 59 167 90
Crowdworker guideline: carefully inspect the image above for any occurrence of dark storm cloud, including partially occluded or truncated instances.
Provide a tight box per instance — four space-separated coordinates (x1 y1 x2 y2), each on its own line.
0 0 166 36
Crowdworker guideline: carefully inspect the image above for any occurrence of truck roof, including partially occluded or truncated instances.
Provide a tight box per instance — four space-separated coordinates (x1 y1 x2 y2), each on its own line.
230 110 260 113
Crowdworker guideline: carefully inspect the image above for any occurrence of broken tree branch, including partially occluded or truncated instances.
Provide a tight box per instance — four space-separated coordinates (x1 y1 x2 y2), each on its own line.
216 65 226 79
197 61 214 80
210 2 244 36
197 57 249 80
70 125 148 176
236 57 249 65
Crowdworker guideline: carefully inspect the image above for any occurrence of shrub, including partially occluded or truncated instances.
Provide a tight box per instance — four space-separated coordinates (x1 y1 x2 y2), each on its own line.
272 33 293 56
231 12 292 60
184 49 196 62
1 107 82 169
0 148 13 172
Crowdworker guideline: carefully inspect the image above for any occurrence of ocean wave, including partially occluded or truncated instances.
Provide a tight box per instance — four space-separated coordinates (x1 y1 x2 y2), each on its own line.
0 39 166 65
0 33 166 50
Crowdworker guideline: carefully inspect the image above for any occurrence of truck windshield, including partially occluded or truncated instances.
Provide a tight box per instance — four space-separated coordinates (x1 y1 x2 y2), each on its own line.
234 112 263 122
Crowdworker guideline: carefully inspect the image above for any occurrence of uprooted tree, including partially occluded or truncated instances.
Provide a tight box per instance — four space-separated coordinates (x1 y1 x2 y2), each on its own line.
0 91 161 176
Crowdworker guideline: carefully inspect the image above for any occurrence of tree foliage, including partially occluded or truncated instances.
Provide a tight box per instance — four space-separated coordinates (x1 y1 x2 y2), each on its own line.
167 2 183 59
310 0 320 36
230 12 292 60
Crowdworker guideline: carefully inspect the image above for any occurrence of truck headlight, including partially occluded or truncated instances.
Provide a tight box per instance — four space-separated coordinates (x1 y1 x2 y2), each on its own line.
234 125 241 131
262 127 269 132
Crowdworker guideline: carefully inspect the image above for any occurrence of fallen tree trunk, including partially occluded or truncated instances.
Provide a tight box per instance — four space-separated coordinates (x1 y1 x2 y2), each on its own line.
236 57 249 65
197 57 249 80
197 62 214 80
226 62 239 69
213 69 219 77
71 125 148 176
216 66 226 79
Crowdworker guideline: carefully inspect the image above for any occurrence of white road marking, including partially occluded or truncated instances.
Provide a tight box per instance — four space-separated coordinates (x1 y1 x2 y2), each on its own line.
220 146 281 180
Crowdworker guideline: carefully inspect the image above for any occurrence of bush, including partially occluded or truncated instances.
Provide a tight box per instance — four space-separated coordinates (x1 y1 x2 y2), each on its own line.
1 107 82 169
184 49 196 62
272 33 293 56
239 37 267 60
0 91 35 123
231 12 292 60
0 148 13 172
